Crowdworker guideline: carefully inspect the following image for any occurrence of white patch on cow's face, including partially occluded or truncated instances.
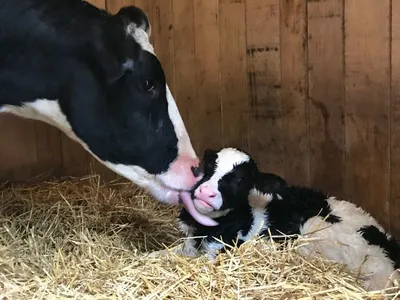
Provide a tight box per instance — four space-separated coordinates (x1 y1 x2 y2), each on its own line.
194 148 250 213
126 25 196 159
164 85 196 158
126 25 155 54
297 197 399 291
238 208 268 242
126 24 199 190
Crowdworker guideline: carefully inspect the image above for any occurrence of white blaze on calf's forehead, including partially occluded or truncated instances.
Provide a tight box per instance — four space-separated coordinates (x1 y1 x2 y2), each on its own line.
210 148 250 182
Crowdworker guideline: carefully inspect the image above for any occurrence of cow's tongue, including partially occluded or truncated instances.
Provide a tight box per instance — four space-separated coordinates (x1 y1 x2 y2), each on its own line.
179 192 219 226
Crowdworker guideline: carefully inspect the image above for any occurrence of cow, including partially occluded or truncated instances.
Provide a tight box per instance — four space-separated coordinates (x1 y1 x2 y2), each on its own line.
0 0 215 226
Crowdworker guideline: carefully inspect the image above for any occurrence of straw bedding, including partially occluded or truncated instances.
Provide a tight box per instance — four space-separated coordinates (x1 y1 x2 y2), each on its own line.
0 175 399 299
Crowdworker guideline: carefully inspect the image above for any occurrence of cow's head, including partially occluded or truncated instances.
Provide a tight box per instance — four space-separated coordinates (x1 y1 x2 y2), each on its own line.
58 6 201 205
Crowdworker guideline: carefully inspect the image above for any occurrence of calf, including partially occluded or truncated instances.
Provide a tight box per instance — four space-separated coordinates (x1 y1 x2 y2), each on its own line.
0 0 215 225
177 147 400 291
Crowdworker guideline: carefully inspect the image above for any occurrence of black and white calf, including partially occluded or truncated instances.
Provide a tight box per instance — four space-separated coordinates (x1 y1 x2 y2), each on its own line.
177 148 400 291
0 0 216 225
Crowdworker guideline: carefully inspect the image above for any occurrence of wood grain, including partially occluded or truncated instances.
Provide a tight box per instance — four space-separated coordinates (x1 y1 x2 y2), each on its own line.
152 0 175 94
219 0 248 151
106 0 135 14
344 0 391 229
35 121 62 178
307 0 344 197
280 0 309 186
391 0 400 238
193 0 223 153
246 0 282 175
172 0 199 153
0 116 38 181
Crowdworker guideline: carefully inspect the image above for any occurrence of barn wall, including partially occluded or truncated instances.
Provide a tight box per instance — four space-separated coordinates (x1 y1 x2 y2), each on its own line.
0 0 399 237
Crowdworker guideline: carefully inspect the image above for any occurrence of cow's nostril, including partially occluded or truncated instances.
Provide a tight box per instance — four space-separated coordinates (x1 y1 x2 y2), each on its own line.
191 166 201 177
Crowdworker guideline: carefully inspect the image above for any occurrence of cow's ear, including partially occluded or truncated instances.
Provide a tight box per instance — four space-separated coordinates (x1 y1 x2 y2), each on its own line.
116 6 151 36
96 16 141 84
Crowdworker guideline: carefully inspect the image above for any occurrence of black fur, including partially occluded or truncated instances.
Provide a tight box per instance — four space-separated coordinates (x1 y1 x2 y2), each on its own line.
0 0 178 175
264 186 341 239
179 147 342 251
358 225 400 269
179 205 254 250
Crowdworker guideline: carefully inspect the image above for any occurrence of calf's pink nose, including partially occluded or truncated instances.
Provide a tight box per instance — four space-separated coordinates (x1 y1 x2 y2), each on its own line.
199 185 217 198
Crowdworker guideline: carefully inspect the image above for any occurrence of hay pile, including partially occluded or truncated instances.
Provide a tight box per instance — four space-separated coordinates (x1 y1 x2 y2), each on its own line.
0 175 399 299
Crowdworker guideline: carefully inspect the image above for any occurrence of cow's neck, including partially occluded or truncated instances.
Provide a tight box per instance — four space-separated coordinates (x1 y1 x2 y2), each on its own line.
0 99 79 142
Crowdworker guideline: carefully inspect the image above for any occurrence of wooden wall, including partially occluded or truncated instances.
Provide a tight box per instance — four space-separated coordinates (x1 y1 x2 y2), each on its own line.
1 0 399 238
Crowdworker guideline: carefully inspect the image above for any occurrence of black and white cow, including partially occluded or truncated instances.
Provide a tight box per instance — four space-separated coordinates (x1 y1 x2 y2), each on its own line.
0 0 216 225
177 147 400 291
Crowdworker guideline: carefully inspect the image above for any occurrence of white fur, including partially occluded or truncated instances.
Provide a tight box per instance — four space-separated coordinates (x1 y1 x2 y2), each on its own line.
248 189 273 208
297 197 399 291
0 100 78 141
202 241 226 260
177 220 228 259
195 148 250 212
238 208 268 242
165 85 197 158
0 96 192 205
127 24 197 161
126 25 154 54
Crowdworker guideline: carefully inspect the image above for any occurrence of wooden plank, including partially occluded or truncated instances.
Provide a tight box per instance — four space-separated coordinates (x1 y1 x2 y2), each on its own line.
172 0 198 153
391 1 400 238
135 0 155 44
0 115 38 181
152 0 175 94
344 0 390 230
89 0 106 9
107 0 135 14
35 121 62 178
246 0 282 175
307 0 344 197
280 0 309 186
193 0 223 153
219 0 248 151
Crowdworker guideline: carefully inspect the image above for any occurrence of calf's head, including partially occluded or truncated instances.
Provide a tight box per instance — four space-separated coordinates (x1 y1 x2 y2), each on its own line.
184 147 287 218
189 148 258 216
56 7 200 205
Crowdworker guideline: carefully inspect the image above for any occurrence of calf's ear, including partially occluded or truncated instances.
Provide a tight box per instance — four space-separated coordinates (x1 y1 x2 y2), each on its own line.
248 188 270 209
248 172 287 209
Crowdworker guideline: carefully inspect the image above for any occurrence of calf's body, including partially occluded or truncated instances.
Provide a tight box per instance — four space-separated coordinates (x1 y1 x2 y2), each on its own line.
177 148 400 291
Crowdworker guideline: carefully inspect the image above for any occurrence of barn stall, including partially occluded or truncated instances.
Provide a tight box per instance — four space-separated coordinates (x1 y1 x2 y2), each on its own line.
0 0 399 298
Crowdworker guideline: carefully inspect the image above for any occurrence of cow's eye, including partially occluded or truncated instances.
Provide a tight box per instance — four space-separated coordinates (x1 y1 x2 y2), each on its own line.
143 79 155 92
